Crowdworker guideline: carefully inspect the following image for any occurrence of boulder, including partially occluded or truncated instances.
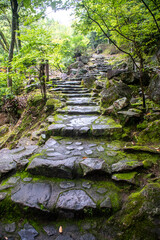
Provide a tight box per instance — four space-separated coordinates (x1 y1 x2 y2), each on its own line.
70 61 84 69
107 69 127 79
137 120 160 144
111 159 143 173
79 158 109 176
95 80 106 89
120 72 138 84
112 172 137 184
79 55 90 64
101 82 132 107
148 73 160 103
118 108 142 125
82 75 96 88
113 97 129 110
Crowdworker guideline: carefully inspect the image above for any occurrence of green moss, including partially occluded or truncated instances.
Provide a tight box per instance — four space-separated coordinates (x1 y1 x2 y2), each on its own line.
0 196 24 222
27 92 43 106
143 160 153 169
113 172 137 180
109 192 121 212
46 98 62 110
137 120 160 144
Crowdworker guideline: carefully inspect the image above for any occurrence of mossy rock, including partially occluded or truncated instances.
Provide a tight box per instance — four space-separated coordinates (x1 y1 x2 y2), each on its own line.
45 98 62 110
137 120 160 144
27 93 43 106
112 172 137 184
115 183 160 239
120 183 160 226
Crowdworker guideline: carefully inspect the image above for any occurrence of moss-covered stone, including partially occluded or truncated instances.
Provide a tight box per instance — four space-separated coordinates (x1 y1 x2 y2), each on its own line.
137 120 160 144
112 172 137 184
119 183 160 228
45 98 62 110
27 92 43 106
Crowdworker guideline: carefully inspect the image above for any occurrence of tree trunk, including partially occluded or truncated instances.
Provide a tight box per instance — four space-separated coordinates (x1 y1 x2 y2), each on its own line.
7 0 18 88
45 60 49 82
16 12 21 51
39 59 46 102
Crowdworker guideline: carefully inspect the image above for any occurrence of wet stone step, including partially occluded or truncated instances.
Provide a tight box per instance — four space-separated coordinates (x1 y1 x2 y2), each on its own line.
46 115 122 138
61 90 90 94
66 93 92 97
57 106 100 115
53 85 82 88
26 138 143 180
66 97 98 106
27 156 110 179
9 179 120 214
50 88 89 92
64 81 82 85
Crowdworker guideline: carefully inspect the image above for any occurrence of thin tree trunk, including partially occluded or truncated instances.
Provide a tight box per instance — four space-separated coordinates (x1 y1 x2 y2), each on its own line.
16 12 21 51
45 60 49 82
7 0 18 88
39 59 46 102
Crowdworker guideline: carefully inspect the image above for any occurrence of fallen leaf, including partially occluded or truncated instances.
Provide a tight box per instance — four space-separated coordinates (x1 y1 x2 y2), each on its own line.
59 226 63 234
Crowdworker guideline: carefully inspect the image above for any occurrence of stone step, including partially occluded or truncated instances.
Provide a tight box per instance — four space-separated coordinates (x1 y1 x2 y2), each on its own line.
70 77 82 81
54 85 82 88
50 88 90 94
26 138 143 180
51 87 87 92
64 90 90 94
46 115 122 138
52 81 81 86
57 106 100 115
0 137 145 217
66 97 98 106
10 178 119 215
65 81 82 85
66 93 92 98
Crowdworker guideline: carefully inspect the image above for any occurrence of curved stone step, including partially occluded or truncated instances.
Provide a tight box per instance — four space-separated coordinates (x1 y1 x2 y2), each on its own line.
65 81 81 85
57 106 100 115
10 178 120 215
27 155 110 179
54 85 82 88
66 97 98 106
51 88 89 92
46 115 122 138
66 93 92 97
62 90 90 94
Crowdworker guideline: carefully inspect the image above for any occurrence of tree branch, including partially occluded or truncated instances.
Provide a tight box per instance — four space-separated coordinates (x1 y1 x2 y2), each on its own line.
0 30 9 50
0 39 8 51
141 0 160 33
83 3 139 69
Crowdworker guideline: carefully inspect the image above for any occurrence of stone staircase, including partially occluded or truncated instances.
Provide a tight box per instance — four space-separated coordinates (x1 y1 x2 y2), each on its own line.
47 77 122 138
0 77 147 239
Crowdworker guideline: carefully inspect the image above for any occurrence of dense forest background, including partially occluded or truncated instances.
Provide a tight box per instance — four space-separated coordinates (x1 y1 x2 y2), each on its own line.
0 0 159 107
